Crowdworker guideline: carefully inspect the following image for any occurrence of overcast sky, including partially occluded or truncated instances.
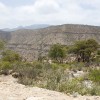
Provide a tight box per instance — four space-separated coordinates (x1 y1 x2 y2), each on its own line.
0 0 100 28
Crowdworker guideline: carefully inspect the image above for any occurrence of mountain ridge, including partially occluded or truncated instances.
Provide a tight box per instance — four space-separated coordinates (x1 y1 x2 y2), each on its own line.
0 24 100 61
1 24 50 32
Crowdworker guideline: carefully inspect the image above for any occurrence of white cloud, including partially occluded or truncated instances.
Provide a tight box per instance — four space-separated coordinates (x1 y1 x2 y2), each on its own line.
0 0 100 28
33 0 60 14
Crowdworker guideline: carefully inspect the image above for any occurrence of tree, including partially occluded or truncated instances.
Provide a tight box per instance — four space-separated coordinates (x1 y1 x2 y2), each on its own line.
68 39 99 63
49 44 66 63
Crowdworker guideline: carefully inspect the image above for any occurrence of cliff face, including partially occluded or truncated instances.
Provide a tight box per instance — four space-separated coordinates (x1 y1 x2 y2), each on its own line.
0 24 100 61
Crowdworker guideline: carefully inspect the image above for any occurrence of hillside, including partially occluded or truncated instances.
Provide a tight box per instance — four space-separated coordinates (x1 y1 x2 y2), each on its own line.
0 24 100 61
0 31 11 41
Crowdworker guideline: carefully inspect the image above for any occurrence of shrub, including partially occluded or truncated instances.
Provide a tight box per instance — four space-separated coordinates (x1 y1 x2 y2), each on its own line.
90 85 100 95
0 61 12 75
1 50 22 63
88 69 100 84
10 61 100 96
0 40 5 50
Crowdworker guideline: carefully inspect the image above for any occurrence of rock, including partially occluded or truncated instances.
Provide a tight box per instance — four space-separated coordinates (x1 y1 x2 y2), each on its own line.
86 98 90 100
83 80 93 88
68 70 85 79
9 70 13 74
72 92 79 98
94 97 100 100
67 93 71 96
12 72 20 78
73 71 84 78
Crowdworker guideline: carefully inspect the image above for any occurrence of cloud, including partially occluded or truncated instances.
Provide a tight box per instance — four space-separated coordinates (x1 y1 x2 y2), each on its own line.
33 0 60 14
0 2 12 28
0 0 100 28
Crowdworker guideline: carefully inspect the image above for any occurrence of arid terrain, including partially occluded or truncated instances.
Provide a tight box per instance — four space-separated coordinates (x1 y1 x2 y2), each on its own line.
0 24 100 61
0 75 99 100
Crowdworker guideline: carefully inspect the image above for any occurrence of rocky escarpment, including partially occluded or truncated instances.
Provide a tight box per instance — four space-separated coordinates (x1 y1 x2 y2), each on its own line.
0 24 100 61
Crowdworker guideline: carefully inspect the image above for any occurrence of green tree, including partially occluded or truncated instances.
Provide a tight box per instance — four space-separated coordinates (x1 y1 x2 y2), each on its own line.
68 39 99 63
1 50 22 63
49 44 66 63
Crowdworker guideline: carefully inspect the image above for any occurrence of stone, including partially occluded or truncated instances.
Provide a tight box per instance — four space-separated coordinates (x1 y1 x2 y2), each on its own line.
72 92 79 98
12 72 20 78
83 80 93 88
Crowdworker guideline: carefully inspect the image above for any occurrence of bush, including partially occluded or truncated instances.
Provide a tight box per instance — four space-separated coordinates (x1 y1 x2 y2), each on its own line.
8 61 100 96
1 50 22 63
88 69 100 84
0 61 12 75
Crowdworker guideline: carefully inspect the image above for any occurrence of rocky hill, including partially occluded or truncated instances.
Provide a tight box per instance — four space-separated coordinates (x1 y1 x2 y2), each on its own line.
0 24 100 61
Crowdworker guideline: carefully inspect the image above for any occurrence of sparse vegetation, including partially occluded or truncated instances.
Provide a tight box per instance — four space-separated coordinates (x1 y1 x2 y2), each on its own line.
88 69 100 84
0 39 100 96
1 50 22 63
0 40 5 50
11 62 100 96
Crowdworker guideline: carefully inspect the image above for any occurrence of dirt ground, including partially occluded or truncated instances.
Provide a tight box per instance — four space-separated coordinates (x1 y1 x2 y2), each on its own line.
0 75 99 100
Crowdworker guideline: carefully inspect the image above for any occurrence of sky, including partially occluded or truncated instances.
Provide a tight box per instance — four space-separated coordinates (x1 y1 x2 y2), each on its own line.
0 0 100 28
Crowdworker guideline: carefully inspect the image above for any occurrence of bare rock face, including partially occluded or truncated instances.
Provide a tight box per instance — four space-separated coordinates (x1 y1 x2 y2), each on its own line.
0 24 100 61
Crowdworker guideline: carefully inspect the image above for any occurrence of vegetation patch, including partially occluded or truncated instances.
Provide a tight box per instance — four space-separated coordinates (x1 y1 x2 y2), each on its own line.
0 39 100 96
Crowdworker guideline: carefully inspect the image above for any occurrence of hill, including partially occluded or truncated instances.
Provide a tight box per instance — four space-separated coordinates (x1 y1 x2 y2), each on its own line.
1 24 50 32
0 31 11 41
0 24 100 61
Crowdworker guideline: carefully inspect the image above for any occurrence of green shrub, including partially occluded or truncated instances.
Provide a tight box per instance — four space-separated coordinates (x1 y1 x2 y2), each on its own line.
13 62 35 78
0 61 12 75
11 61 100 96
1 50 22 62
89 85 100 95
88 69 100 84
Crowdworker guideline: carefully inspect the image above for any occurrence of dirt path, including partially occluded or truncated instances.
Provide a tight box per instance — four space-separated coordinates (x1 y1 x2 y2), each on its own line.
0 75 99 100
